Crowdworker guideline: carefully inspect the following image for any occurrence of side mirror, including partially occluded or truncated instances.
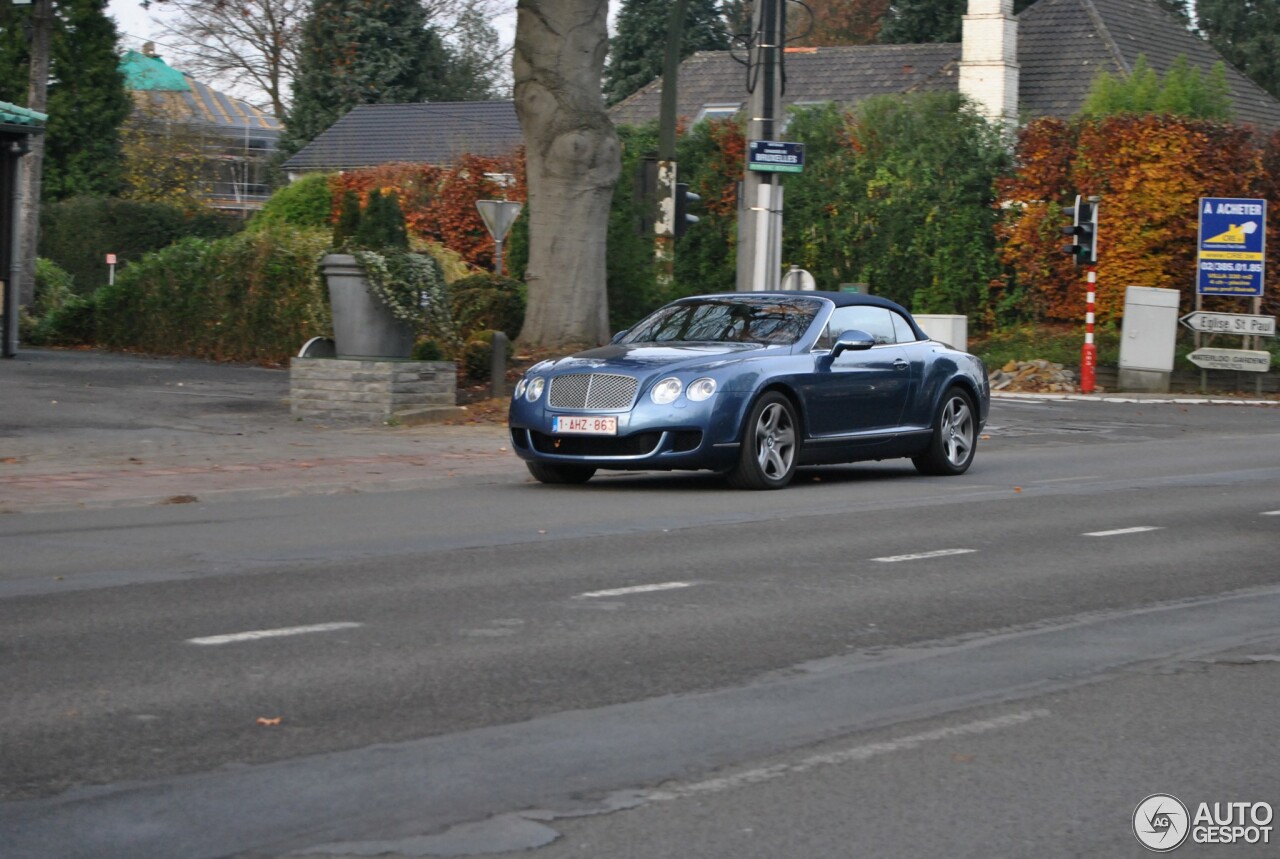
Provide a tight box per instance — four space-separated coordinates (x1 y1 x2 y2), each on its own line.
610 329 629 345
831 329 876 359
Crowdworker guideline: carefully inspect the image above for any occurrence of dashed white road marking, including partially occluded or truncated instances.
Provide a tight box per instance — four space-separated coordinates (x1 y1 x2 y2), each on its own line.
872 548 976 563
647 709 1051 801
1083 526 1163 537
1263 511 1280 517
574 582 697 599
186 622 363 646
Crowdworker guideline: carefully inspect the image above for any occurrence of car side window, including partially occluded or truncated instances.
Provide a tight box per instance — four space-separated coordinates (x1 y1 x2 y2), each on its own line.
815 306 897 351
891 311 919 343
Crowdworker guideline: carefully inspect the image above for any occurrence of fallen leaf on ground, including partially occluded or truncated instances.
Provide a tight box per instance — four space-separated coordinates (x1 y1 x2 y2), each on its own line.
256 717 282 726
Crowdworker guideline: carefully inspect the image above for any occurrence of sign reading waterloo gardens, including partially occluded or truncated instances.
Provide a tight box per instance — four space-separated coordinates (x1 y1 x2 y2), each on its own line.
1197 198 1266 297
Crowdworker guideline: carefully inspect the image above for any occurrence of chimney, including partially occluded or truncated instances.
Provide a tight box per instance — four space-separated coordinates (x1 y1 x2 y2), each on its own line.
958 0 1019 130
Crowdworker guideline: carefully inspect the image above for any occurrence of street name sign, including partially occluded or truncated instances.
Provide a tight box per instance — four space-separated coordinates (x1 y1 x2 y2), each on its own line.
1186 348 1272 372
1197 197 1266 296
1179 311 1276 337
748 141 805 174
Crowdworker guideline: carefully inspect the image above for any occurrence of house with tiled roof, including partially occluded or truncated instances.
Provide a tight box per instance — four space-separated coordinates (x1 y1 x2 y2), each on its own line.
281 102 523 175
120 46 282 215
611 0 1280 133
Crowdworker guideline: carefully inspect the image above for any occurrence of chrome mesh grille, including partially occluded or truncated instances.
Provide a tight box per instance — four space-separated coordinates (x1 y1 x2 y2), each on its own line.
548 374 637 410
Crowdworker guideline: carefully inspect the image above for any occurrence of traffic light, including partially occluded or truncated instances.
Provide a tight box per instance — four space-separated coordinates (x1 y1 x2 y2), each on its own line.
674 182 700 238
1061 194 1099 265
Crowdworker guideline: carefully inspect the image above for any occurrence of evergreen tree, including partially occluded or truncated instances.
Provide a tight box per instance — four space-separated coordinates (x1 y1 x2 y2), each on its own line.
1197 0 1280 99
282 0 455 156
603 0 730 106
1081 54 1232 120
0 0 130 199
878 0 1035 44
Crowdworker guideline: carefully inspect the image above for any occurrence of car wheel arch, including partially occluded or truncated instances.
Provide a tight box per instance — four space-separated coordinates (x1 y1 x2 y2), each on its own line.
748 382 808 441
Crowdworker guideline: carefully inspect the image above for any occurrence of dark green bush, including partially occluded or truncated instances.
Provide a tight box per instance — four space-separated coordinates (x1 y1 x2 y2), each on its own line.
93 224 331 364
19 258 84 345
33 297 96 346
411 339 445 361
251 173 335 231
449 274 526 341
461 330 501 382
40 196 236 295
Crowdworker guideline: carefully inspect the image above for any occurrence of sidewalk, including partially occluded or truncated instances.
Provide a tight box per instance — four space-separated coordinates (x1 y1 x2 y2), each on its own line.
0 349 517 514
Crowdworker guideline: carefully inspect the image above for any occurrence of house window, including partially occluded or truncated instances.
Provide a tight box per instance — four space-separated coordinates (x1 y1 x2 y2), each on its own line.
694 103 743 125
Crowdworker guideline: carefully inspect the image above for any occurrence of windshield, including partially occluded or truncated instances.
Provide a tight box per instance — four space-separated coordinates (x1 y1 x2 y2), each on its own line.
621 297 822 346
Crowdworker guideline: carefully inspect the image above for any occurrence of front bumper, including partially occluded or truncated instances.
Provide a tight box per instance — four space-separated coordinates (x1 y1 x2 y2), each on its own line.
508 391 748 471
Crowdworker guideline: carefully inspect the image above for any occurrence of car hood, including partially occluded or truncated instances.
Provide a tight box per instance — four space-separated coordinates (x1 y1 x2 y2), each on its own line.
533 343 777 377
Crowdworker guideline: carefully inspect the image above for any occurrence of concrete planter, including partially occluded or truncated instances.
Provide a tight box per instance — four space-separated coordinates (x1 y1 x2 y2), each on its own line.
321 253 415 359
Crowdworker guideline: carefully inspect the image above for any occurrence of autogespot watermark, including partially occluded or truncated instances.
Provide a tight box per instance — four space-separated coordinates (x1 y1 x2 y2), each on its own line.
1133 794 1274 852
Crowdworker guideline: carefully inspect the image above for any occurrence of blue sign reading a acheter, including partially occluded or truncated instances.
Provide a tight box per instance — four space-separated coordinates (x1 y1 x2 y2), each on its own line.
748 140 805 173
1197 197 1266 297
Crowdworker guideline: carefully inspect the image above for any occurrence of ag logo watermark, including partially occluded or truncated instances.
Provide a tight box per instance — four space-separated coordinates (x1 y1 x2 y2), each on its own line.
1134 794 1190 852
1133 794 1274 851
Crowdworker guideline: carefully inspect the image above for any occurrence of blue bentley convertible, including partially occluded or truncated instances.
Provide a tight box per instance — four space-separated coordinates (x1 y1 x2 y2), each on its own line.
508 291 989 489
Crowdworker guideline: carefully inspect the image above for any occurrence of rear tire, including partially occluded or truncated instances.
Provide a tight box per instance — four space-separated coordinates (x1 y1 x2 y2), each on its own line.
726 392 800 490
913 387 977 476
526 461 596 485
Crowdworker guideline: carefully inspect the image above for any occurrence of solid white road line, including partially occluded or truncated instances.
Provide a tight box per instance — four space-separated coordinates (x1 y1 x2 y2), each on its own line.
1083 526 1163 537
186 622 364 646
575 582 697 599
872 548 977 563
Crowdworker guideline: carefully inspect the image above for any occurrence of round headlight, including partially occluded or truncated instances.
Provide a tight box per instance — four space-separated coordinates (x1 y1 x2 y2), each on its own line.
525 376 545 402
650 377 683 405
687 377 718 402
514 377 528 399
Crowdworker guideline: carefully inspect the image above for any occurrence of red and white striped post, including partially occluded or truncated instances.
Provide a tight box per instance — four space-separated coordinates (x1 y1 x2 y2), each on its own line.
1080 265 1097 394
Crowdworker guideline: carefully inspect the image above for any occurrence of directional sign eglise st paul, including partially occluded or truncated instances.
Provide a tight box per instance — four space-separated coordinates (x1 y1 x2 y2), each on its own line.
1179 311 1276 337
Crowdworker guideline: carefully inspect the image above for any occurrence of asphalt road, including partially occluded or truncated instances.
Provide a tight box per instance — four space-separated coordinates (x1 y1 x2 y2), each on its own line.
2 396 1279 858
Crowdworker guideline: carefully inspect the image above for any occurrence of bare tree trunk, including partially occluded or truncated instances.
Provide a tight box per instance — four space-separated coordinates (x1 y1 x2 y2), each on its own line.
513 0 620 348
19 0 53 306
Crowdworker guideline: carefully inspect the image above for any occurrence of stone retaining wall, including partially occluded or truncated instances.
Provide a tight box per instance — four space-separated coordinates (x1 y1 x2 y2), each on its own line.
290 358 464 424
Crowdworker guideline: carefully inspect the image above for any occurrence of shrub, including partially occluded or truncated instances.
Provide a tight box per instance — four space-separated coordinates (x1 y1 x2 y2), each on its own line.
19 258 84 345
251 173 335 231
412 339 445 361
449 274 526 340
94 224 331 363
461 330 499 381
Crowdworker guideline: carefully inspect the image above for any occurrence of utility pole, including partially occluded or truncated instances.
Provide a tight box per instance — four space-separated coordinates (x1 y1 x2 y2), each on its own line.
655 0 691 282
737 0 784 291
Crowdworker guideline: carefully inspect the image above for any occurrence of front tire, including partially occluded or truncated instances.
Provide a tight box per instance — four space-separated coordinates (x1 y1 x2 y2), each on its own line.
727 392 800 490
913 387 977 476
526 461 596 485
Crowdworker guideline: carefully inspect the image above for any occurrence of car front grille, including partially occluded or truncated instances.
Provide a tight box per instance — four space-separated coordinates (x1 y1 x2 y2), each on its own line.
530 430 662 457
548 374 638 410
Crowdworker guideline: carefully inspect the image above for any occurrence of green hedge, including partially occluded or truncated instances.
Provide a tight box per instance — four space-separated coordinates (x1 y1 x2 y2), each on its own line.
40 196 237 295
94 224 332 364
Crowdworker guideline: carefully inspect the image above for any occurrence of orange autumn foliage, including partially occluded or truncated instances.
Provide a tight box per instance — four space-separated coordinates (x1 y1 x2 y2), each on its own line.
998 116 1276 323
332 151 527 271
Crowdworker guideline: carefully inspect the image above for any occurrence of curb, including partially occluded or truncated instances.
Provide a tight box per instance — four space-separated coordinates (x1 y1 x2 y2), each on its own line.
992 391 1279 406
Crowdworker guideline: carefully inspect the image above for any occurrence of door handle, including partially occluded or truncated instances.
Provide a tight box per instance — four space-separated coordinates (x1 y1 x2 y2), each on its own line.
893 359 909 370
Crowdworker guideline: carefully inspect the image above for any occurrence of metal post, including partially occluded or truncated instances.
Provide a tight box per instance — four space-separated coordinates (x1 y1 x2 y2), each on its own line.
1080 265 1097 393
4 141 26 358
